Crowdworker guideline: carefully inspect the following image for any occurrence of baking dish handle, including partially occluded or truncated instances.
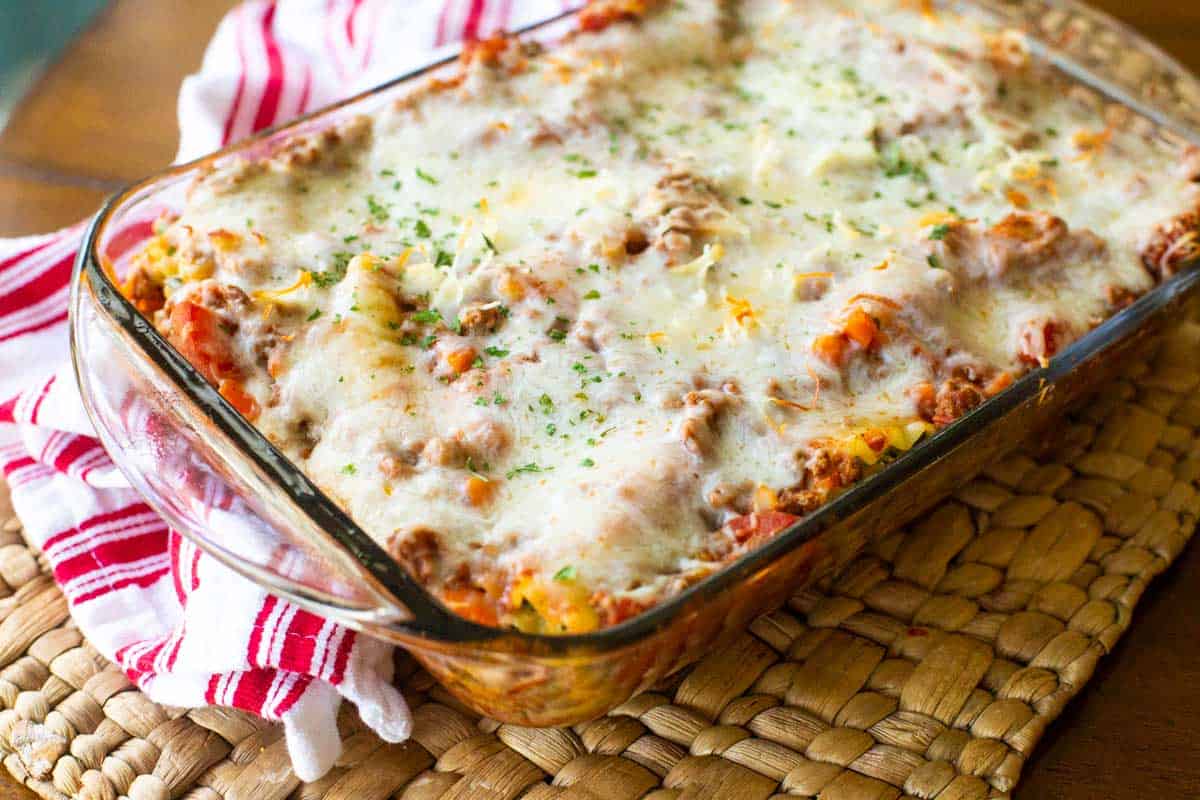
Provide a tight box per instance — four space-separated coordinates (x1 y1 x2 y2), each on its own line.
972 0 1200 143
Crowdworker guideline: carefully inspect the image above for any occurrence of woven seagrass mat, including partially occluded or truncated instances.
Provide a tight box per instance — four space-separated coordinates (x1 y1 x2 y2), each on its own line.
1 324 1199 800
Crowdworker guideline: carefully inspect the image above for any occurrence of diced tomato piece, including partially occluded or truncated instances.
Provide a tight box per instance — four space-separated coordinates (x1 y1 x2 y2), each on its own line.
169 301 239 384
863 429 889 452
1017 318 1069 366
727 511 801 547
169 300 258 419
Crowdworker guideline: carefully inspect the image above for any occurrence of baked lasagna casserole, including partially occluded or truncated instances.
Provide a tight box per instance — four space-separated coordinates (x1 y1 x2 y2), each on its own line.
122 0 1200 633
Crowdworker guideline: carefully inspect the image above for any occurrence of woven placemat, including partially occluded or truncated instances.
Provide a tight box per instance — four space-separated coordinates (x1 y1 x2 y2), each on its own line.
0 324 1197 800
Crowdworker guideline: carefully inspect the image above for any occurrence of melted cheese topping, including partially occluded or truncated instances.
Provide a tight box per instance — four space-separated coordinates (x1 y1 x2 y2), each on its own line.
130 0 1200 631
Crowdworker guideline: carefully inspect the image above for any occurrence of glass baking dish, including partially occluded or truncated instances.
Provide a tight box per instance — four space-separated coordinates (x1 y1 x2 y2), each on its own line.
69 0 1200 725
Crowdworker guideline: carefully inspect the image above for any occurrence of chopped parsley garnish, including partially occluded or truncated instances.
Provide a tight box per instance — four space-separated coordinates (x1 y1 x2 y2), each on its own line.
435 249 454 267
340 463 357 475
880 143 928 181
506 462 549 479
572 169 598 179
553 565 577 582
539 394 554 413
484 346 510 358
414 219 432 238
545 423 557 436
588 263 601 273
492 392 508 406
474 397 489 406
420 334 437 349
312 252 352 288
764 200 783 209
306 309 322 322
737 196 753 206
481 234 499 254
583 289 601 300
415 167 438 185
580 458 595 468
927 254 943 269
929 224 951 241
412 308 442 324
380 169 395 177
366 195 389 222
548 329 567 342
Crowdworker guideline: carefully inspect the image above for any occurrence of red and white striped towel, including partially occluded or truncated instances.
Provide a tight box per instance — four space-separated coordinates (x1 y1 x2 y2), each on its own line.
0 0 577 781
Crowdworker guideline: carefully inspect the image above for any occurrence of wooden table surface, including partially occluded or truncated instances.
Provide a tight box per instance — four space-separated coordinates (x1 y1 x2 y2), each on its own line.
1 1 1198 797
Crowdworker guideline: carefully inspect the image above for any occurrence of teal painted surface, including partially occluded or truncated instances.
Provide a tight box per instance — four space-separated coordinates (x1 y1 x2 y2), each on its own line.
0 0 110 128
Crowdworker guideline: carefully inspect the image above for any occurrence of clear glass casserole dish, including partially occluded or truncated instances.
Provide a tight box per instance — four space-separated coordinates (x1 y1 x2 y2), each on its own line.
69 0 1200 725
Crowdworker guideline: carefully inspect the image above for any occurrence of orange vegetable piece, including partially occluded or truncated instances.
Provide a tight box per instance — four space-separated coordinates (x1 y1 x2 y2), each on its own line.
218 379 260 421
446 347 478 375
440 587 499 626
843 307 879 348
812 333 848 367
464 475 496 507
1005 189 1031 209
985 371 1014 396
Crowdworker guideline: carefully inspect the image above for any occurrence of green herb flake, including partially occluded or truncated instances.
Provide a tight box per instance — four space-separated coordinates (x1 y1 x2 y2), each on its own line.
553 565 577 582
506 462 549 479
465 456 490 481
412 308 442 324
306 308 322 322
312 252 353 288
929 224 950 241
414 219 432 238
580 458 595 468
481 234 499 254
415 167 438 185
583 289 601 300
366 195 389 222
484 345 510 358
340 463 357 476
